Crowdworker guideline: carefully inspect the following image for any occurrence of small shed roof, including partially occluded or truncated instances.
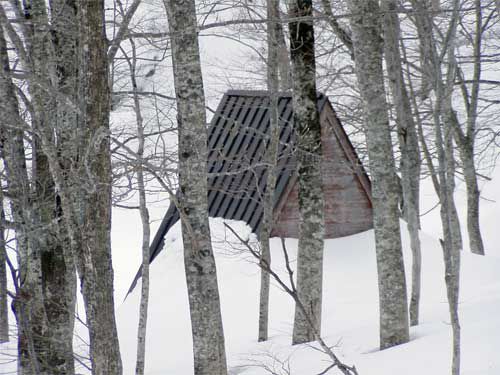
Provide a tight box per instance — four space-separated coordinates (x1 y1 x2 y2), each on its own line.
127 90 370 295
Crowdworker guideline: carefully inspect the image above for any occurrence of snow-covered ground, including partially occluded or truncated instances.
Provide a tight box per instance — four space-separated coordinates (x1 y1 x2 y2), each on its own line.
117 195 500 374
0 165 497 375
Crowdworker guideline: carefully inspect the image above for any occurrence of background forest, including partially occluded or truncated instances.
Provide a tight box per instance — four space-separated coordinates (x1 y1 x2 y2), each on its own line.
0 0 499 374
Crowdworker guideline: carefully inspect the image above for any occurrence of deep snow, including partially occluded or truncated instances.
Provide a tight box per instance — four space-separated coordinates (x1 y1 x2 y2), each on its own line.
117 215 500 374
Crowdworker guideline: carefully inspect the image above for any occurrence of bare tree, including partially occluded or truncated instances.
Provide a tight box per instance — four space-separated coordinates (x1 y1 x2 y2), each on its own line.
287 0 326 345
118 34 153 375
381 0 422 327
163 0 228 373
258 0 282 343
410 1 462 373
450 0 488 255
0 186 7 343
348 0 410 350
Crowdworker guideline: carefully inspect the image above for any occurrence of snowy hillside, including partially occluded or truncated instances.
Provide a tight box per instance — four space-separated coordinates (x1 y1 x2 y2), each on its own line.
117 216 500 374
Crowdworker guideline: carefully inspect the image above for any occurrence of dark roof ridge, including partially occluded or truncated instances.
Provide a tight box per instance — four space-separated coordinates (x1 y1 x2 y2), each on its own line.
225 89 326 99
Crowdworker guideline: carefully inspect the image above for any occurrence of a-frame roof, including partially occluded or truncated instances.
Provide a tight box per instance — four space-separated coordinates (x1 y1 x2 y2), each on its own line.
127 90 370 295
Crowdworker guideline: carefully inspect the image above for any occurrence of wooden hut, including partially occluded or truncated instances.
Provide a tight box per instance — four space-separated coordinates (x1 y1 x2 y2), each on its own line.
128 90 373 293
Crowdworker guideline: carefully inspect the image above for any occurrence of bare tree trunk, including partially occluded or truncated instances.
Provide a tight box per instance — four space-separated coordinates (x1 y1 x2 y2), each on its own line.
275 13 292 91
461 147 483 254
0 13 46 373
258 0 281 343
453 0 484 255
122 37 152 375
381 0 422 327
436 102 462 375
50 0 79 357
21 1 77 372
75 1 123 373
163 0 227 373
348 0 410 350
288 0 325 345
0 190 8 343
411 1 462 372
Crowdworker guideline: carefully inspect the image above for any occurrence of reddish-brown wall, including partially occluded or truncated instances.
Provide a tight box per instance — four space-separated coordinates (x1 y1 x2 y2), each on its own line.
271 104 373 239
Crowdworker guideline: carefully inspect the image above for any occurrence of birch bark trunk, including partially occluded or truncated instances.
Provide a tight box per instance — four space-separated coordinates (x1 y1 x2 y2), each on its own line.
381 0 422 327
348 0 410 349
287 0 325 345
163 0 227 373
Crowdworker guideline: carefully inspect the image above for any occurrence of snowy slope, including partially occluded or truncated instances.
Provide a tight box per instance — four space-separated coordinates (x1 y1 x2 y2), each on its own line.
117 215 500 375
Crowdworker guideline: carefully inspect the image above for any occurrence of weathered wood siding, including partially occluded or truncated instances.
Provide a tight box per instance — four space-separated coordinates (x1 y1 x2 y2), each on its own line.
271 103 373 238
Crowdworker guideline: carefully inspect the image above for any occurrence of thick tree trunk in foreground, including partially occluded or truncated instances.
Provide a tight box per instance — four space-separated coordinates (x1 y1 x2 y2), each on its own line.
348 0 410 349
49 1 79 365
382 0 422 327
75 1 123 373
163 0 227 373
288 0 325 345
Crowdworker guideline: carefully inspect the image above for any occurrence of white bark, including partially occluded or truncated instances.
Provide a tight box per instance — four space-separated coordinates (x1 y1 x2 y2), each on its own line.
163 0 228 373
348 0 410 350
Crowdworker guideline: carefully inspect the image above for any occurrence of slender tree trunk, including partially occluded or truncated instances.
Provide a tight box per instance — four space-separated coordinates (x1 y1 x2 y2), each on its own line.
288 0 325 345
275 13 292 91
124 37 152 375
435 99 462 375
348 0 410 350
411 1 462 372
461 147 484 254
0 190 8 343
258 0 282 342
381 0 422 327
258 0 281 343
454 0 484 255
163 0 227 373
